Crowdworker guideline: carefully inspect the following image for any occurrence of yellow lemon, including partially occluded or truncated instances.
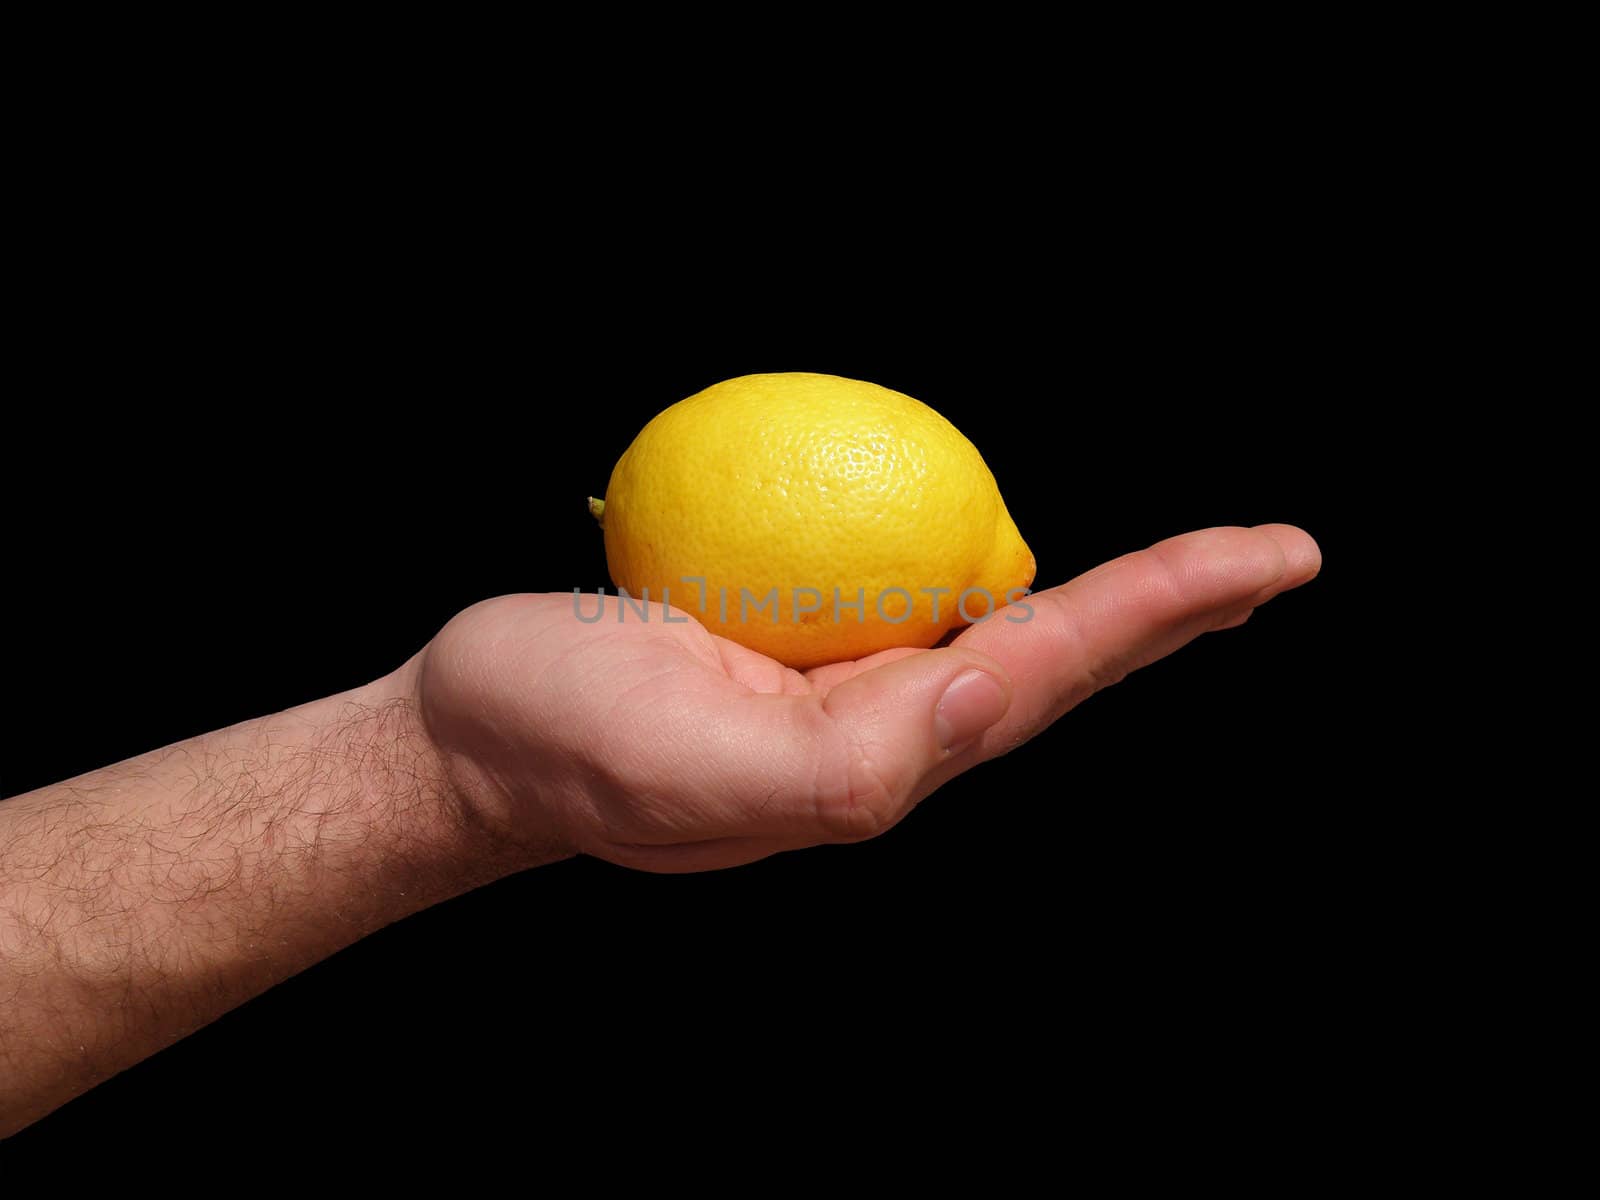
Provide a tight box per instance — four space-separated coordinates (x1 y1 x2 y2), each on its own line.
593 372 1034 669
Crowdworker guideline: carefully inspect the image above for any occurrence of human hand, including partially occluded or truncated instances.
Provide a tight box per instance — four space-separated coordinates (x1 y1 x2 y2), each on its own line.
415 524 1320 873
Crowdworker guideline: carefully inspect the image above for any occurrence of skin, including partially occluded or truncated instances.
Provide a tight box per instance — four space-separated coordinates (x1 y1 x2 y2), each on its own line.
0 523 1319 1135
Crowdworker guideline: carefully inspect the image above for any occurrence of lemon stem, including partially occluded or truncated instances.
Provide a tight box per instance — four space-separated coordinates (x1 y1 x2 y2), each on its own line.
587 497 605 528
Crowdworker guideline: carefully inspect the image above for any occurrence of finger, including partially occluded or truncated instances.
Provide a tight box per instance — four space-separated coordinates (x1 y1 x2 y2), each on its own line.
1213 607 1254 631
674 647 1014 845
949 524 1319 755
709 634 814 696
1253 523 1323 585
803 646 927 691
807 646 1014 840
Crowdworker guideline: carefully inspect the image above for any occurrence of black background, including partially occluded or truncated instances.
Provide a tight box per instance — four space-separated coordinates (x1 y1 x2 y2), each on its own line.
5 123 1372 1152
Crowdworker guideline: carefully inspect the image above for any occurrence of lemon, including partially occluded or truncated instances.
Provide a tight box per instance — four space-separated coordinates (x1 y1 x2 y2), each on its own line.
593 372 1034 669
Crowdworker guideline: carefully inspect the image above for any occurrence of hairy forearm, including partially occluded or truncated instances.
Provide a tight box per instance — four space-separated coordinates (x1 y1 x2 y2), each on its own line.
0 660 541 1135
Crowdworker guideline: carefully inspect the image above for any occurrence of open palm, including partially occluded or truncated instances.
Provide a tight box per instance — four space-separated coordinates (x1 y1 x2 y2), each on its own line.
416 525 1319 873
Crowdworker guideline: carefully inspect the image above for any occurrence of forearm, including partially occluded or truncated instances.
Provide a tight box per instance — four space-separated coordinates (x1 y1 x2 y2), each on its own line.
0 659 547 1135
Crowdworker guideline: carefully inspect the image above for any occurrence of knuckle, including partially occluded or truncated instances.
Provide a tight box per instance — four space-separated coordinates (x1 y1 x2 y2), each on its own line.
814 739 900 842
1139 542 1190 608
1036 589 1123 697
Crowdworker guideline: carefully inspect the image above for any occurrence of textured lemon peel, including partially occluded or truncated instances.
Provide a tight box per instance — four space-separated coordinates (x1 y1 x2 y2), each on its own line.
597 373 1033 668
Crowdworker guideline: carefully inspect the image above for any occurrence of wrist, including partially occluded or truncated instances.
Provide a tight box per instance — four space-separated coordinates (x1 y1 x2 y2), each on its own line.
372 653 574 880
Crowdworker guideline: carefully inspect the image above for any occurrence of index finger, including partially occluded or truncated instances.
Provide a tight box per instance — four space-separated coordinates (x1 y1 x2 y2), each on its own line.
944 523 1321 760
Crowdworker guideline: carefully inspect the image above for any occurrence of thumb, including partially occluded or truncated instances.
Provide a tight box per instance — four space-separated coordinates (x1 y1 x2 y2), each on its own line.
812 648 1013 840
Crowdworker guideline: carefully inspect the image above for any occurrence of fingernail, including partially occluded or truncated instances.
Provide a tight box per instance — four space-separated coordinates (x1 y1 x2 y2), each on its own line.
935 669 1009 752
